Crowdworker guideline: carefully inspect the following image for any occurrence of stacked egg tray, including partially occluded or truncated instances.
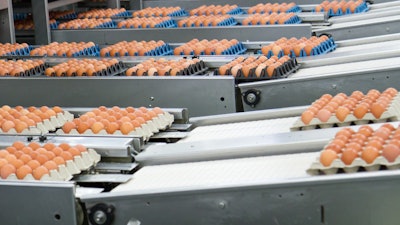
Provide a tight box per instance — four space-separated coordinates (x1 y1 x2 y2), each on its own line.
56 19 116 29
241 13 302 25
247 3 302 14
56 107 174 141
173 39 246 56
125 58 208 76
0 142 101 181
307 124 400 175
49 10 78 20
99 41 173 57
189 4 245 16
77 8 131 19
0 59 47 77
214 55 299 81
30 42 100 57
131 7 188 17
259 35 336 58
177 15 237 27
291 88 400 131
44 59 125 77
0 106 74 135
313 0 369 17
15 19 58 30
0 43 31 56
117 17 177 28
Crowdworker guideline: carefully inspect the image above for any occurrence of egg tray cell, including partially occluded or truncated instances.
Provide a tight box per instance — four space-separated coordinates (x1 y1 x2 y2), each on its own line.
214 57 299 81
126 60 208 76
47 61 125 77
312 2 369 17
0 111 74 135
2 148 101 181
178 17 237 27
1 63 48 77
56 112 174 142
1 46 32 56
260 37 337 58
291 94 400 131
101 44 173 57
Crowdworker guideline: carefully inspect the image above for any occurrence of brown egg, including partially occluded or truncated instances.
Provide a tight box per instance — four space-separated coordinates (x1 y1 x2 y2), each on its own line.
319 149 338 167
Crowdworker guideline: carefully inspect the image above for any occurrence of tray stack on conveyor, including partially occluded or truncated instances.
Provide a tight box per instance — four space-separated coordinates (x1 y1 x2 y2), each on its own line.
241 13 301 25
15 17 58 30
77 8 130 18
132 6 188 17
260 35 336 58
177 15 237 27
215 55 299 80
125 58 208 76
56 106 174 141
0 43 31 56
0 59 46 77
189 4 244 16
30 42 100 57
0 141 100 181
312 0 369 17
173 39 246 55
247 2 302 14
49 10 78 20
0 105 73 134
44 59 124 77
57 18 116 29
117 17 176 28
308 123 400 175
99 40 173 57
292 88 400 131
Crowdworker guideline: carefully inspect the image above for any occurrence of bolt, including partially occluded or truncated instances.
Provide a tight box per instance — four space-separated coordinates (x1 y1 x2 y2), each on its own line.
331 84 337 89
218 201 226 209
149 96 154 101
93 210 107 225
246 93 257 103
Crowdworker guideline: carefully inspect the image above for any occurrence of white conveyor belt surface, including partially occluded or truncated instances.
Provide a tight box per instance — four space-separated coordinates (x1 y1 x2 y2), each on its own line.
179 117 298 143
293 57 400 78
112 152 317 194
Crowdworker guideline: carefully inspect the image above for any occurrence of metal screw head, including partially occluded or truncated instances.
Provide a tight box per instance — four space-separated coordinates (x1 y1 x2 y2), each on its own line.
246 93 257 104
218 201 226 209
149 96 155 101
94 210 107 224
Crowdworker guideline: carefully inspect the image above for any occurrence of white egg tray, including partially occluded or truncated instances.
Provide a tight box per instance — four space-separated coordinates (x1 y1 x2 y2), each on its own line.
307 154 400 175
56 112 174 141
1 148 101 181
0 111 74 135
291 94 400 131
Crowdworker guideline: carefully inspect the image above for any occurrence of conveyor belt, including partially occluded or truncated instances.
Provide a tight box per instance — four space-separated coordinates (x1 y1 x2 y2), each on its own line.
179 117 298 143
113 152 317 193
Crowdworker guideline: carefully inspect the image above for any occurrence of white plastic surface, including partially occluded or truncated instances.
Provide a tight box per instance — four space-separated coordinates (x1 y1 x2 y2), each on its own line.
112 152 317 194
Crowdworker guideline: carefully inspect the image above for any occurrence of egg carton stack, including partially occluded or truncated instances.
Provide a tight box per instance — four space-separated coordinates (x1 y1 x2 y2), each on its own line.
177 15 237 27
99 40 173 57
291 88 400 131
0 59 47 77
77 8 130 19
307 124 400 175
242 12 301 25
0 43 31 56
125 58 208 76
30 42 100 57
56 107 174 141
132 7 188 17
117 17 177 28
0 105 74 135
215 55 299 80
312 0 369 17
44 59 124 77
189 4 245 16
173 39 246 56
260 35 336 58
0 142 101 181
57 18 116 29
49 10 78 20
247 2 302 14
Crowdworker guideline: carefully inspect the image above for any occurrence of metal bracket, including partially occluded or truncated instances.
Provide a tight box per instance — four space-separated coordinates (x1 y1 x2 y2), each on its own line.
242 89 261 108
